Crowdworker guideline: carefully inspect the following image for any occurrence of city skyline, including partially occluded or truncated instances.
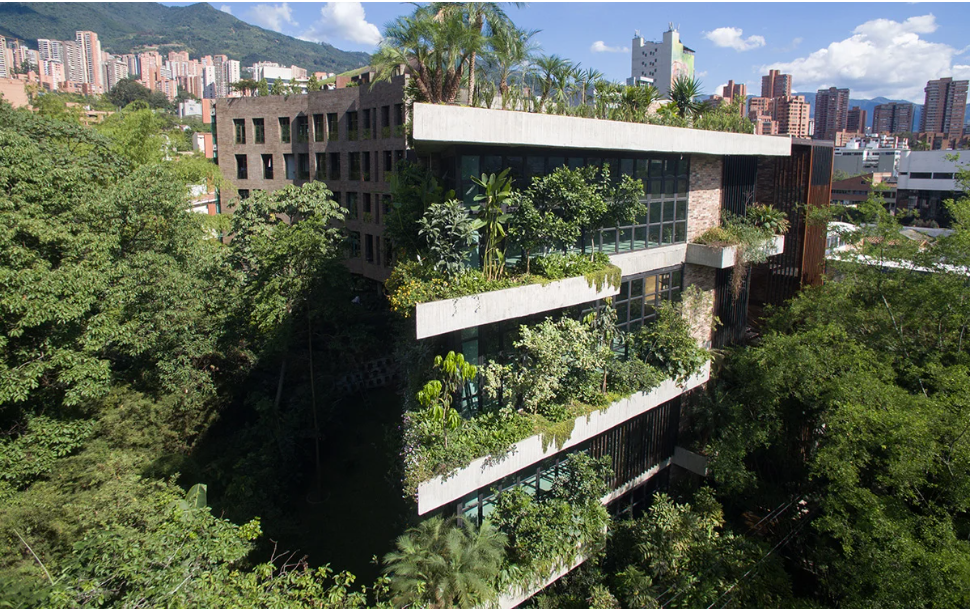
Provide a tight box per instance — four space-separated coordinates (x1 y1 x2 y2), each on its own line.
184 1 970 104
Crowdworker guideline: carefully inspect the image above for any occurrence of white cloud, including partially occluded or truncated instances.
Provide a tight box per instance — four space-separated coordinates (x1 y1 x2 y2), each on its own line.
590 41 630 54
300 2 381 46
779 37 803 52
704 27 766 52
248 2 294 33
219 5 232 15
763 14 966 101
696 71 709 78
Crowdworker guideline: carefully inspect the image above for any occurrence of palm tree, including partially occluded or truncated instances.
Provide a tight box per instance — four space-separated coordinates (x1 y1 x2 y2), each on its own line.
668 75 704 120
620 83 661 122
551 61 578 111
577 67 604 107
372 5 483 104
483 23 539 109
533 54 572 109
384 516 506 609
431 3 521 104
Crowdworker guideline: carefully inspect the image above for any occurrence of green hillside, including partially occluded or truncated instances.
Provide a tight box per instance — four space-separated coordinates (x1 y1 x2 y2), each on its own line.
0 2 371 74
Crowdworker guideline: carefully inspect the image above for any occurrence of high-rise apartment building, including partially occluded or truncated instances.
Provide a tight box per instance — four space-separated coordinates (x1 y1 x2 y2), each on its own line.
846 106 867 134
919 77 968 138
722 80 746 103
0 36 8 79
814 87 850 141
37 38 63 63
62 40 87 86
872 102 915 134
630 26 695 98
774 95 811 138
761 69 792 99
75 31 103 93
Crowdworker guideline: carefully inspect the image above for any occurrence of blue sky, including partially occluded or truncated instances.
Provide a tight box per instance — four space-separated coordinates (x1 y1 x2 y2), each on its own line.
199 2 970 103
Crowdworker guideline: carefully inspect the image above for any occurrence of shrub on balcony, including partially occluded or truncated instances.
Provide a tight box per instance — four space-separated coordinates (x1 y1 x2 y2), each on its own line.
417 199 479 277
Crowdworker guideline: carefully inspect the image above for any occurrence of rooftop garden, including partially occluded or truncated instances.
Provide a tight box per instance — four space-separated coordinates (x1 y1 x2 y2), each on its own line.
401 286 711 495
384 162 643 316
372 4 754 134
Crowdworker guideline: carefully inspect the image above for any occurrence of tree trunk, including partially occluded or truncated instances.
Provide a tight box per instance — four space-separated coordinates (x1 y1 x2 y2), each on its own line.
468 51 477 105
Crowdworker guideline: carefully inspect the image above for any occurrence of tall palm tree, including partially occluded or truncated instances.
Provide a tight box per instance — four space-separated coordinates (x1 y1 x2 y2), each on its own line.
384 516 506 609
483 23 540 109
533 54 572 107
372 5 483 104
668 75 704 120
577 67 604 107
551 61 578 110
620 83 661 122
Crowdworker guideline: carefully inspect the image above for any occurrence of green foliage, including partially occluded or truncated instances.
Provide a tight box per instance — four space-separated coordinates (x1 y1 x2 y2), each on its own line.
470 169 514 280
0 2 369 74
695 206 787 299
0 417 95 500
417 199 478 278
104 77 172 110
747 203 791 234
417 352 478 449
631 293 711 384
383 516 505 609
95 104 170 167
491 454 611 586
385 161 455 259
694 98 755 134
668 75 704 119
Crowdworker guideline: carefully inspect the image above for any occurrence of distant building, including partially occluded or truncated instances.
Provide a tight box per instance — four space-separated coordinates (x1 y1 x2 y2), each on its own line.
846 106 867 134
774 96 811 138
722 80 746 103
761 69 792 99
872 102 914 134
834 136 907 176
630 25 695 98
830 172 896 207
814 87 850 141
919 77 968 138
75 31 103 93
0 36 9 79
0 77 29 107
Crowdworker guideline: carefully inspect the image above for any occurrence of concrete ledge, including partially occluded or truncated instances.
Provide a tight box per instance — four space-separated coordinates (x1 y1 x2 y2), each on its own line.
414 245 690 340
416 363 711 515
498 555 587 609
685 235 784 268
414 273 619 340
412 103 792 157
673 446 709 476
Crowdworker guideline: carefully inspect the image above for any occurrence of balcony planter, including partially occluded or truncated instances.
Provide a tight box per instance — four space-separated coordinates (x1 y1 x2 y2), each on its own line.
414 272 620 340
416 363 710 514
685 234 785 269
381 126 391 138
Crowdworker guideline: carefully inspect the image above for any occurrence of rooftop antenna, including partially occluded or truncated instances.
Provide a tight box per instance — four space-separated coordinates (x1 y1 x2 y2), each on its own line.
635 29 640 38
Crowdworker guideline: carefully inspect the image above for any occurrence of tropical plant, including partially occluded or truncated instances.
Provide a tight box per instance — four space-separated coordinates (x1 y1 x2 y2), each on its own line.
631 295 710 383
418 199 479 277
533 54 572 110
483 23 539 109
372 5 483 104
383 516 506 609
470 169 514 280
668 75 704 120
417 352 478 449
747 203 790 234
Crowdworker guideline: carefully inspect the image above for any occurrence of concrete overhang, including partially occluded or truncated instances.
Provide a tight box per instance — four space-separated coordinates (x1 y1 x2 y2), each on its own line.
411 103 792 157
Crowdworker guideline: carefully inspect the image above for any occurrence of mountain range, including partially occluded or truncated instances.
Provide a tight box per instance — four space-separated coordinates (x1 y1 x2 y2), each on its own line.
0 2 371 75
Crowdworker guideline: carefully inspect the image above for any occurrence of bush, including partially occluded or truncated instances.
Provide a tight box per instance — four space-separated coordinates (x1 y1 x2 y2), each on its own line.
631 300 710 384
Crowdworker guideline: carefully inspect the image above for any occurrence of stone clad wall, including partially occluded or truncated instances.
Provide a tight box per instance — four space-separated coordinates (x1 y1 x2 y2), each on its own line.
687 155 723 242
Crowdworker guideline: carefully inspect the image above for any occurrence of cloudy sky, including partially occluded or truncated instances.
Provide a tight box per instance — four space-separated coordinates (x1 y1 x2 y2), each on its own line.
202 1 970 103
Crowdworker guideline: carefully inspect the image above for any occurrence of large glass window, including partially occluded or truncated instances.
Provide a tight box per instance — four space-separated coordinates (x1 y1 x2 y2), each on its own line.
295 116 309 143
235 154 247 180
456 150 690 256
315 153 326 180
278 117 291 143
611 267 683 334
313 114 325 142
233 119 245 144
252 118 264 144
327 113 338 140
298 153 310 179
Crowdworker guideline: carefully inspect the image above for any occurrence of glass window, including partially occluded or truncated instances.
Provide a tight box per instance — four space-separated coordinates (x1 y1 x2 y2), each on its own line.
312 114 325 142
235 154 247 180
284 154 295 180
252 118 264 144
365 234 374 262
295 116 309 143
347 111 359 139
327 113 338 140
362 151 371 181
346 192 358 219
278 117 290 143
349 152 361 180
315 153 326 180
261 154 273 180
233 119 245 144
298 153 310 179
348 231 360 258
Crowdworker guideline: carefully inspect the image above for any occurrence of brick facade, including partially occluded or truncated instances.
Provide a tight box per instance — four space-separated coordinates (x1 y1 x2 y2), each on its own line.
215 75 409 282
683 264 716 346
687 155 722 242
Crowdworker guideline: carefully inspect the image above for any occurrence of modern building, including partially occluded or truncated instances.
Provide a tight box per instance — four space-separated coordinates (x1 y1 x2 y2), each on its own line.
846 106 867 134
75 31 103 93
630 26 695 98
214 72 834 605
834 136 907 176
919 77 968 138
872 101 915 134
761 69 792 99
0 36 8 79
814 87 850 142
896 149 968 225
774 96 811 138
830 172 897 207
